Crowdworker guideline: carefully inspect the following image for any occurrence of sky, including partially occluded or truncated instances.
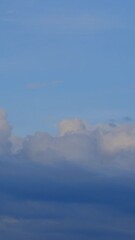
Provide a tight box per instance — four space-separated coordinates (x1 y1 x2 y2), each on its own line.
0 0 135 135
1 0 135 239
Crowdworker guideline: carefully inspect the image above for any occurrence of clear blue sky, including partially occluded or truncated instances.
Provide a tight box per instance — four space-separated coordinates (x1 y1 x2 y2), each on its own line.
0 0 135 135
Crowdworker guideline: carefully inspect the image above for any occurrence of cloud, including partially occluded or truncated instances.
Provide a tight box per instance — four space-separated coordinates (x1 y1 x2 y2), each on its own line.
123 116 133 122
14 120 135 169
59 118 88 136
26 81 63 90
39 13 124 31
0 109 12 154
101 124 135 153
1 110 135 239
26 83 47 90
1 11 126 33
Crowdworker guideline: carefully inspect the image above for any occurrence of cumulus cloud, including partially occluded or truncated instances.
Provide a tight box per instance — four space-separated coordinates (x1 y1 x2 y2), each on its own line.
0 110 135 168
1 110 135 239
10 119 135 170
59 118 88 136
0 109 11 154
101 124 135 153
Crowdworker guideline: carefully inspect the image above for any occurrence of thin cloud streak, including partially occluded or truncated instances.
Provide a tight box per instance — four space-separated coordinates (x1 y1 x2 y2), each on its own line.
1 12 128 32
26 81 63 90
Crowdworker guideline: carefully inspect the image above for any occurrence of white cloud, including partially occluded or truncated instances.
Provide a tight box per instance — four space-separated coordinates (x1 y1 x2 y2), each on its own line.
11 118 135 170
59 119 87 136
1 109 135 170
0 109 11 133
0 109 11 154
100 124 135 153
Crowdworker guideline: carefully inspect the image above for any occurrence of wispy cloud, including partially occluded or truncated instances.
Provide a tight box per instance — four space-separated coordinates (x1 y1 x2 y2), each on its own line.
1 12 127 33
26 82 47 90
39 13 125 31
26 80 63 90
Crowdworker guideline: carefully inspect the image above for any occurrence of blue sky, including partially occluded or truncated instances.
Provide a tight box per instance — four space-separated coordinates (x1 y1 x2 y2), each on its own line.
0 0 135 135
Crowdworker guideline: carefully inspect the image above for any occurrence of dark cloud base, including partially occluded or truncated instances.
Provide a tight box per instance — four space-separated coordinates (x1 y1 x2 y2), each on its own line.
0 155 135 240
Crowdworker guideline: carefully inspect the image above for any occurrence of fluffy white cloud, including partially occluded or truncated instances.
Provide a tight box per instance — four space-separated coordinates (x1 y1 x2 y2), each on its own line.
100 124 135 152
1 110 135 169
59 119 88 136
0 109 11 154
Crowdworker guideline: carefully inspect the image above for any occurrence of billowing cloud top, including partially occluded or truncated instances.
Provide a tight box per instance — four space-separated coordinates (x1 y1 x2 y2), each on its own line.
4 112 135 170
1 109 135 240
59 118 87 135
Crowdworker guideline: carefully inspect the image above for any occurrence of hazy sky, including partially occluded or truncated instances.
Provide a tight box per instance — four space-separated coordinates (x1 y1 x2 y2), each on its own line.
1 1 135 240
0 0 135 135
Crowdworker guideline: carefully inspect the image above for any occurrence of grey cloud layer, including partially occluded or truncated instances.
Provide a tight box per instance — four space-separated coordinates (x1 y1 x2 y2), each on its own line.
1 110 135 239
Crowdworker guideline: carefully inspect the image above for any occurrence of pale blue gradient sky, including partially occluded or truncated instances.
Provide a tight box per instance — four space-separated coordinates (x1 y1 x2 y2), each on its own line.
0 0 135 135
